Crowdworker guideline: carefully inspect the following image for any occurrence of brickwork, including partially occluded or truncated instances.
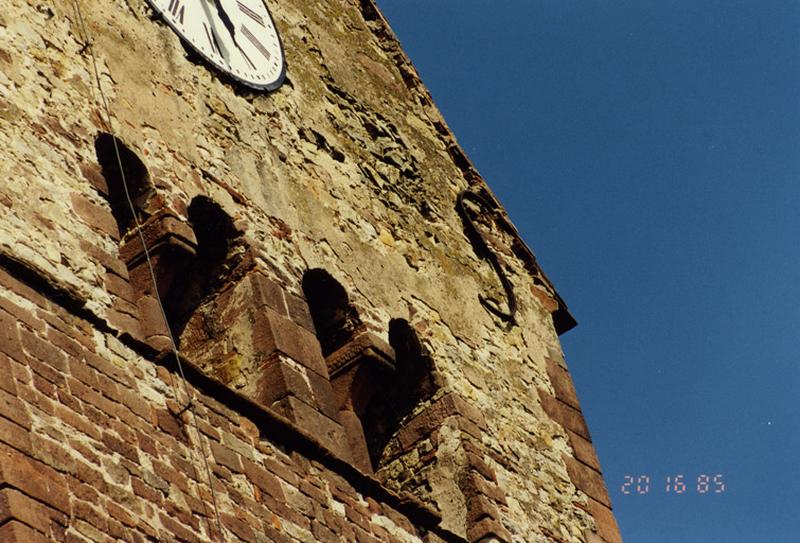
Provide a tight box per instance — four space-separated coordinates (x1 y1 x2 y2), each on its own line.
1 0 621 541
0 265 457 542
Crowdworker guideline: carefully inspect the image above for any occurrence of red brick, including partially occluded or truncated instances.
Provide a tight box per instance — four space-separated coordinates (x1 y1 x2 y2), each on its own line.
106 500 137 528
312 519 339 543
101 431 140 463
156 409 187 442
19 326 66 369
27 354 67 386
466 516 511 543
249 272 287 315
252 309 328 378
104 271 137 304
36 305 95 351
462 473 508 506
164 498 200 532
242 457 285 500
344 503 372 533
538 388 591 439
46 326 86 359
300 478 328 504
222 512 256 542
158 511 202 543
94 371 120 400
210 440 243 472
16 382 55 415
116 386 151 421
285 293 315 332
131 476 163 504
0 309 25 362
466 494 500 524
31 434 78 474
545 357 581 410
152 459 190 494
1 297 46 338
31 373 57 397
271 396 351 462
106 307 143 340
57 384 83 412
0 353 17 394
0 519 50 543
585 497 622 543
106 518 128 541
465 451 497 483
567 430 602 472
82 403 113 428
0 270 47 310
0 388 31 429
195 416 221 441
0 415 31 453
256 354 313 406
72 498 109 532
75 461 107 493
56 405 100 441
0 487 68 538
71 192 120 240
563 454 611 507
305 367 340 420
80 162 109 195
79 238 128 277
135 430 158 456
83 351 133 388
263 456 300 487
68 356 99 389
0 444 69 513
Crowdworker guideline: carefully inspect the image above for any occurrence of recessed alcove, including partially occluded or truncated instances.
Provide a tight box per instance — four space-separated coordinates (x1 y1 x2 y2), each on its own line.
302 268 363 357
164 195 242 342
94 133 154 234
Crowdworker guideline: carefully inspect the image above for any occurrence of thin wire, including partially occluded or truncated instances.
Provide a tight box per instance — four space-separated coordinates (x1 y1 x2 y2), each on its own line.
71 3 225 539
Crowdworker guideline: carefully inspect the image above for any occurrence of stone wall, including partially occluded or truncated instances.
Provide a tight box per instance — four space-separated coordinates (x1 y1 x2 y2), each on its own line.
1 0 621 541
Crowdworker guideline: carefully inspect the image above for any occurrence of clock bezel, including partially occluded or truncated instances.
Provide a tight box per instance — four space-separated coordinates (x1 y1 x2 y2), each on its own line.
146 0 287 91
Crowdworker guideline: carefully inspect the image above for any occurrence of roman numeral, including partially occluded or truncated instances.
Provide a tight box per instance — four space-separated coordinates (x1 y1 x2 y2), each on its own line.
237 1 266 27
241 24 271 60
168 0 185 24
203 23 222 57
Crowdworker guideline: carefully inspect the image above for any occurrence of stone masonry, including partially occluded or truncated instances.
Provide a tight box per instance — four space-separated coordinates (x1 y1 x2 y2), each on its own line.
0 1 621 542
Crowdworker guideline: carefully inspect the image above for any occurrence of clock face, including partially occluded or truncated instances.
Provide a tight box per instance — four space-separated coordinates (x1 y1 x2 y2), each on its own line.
147 0 285 91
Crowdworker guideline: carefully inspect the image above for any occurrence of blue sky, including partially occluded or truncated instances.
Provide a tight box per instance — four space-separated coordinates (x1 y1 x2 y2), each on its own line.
375 1 800 541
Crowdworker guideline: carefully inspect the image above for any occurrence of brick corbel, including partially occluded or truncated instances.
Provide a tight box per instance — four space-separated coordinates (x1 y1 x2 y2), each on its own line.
119 208 197 350
325 331 396 473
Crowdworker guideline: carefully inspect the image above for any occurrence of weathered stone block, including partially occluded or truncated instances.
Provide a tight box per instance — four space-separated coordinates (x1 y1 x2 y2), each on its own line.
252 309 328 378
249 272 288 316
256 354 314 407
271 396 352 462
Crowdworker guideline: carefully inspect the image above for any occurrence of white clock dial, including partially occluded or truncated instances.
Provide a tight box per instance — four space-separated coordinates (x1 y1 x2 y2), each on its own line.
146 0 285 91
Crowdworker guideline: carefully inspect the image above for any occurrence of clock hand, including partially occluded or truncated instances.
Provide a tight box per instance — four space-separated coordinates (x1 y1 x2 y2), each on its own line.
213 0 238 44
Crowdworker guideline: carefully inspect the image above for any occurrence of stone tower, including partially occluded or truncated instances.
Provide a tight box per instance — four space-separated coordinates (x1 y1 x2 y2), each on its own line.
0 1 621 542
